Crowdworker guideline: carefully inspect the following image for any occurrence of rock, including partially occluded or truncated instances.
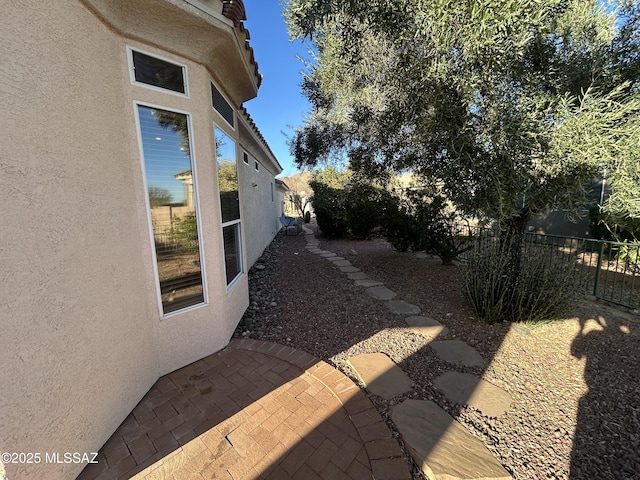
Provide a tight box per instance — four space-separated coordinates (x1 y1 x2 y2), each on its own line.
254 264 265 270
391 399 512 480
347 272 369 280
430 340 487 368
339 266 361 273
384 300 421 315
405 316 448 340
348 352 413 399
433 372 512 417
366 286 397 301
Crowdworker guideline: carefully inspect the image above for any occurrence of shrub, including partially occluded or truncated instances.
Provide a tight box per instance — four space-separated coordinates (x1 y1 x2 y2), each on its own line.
463 236 579 324
309 180 349 238
382 189 473 263
345 182 390 239
304 211 311 223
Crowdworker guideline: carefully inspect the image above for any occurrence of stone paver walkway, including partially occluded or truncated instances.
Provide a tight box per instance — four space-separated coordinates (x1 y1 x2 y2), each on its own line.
78 339 412 480
347 353 413 400
391 400 512 480
301 227 513 479
433 372 512 418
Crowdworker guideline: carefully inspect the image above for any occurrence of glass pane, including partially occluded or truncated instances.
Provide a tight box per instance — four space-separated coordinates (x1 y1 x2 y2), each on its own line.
223 224 241 284
138 105 204 314
215 127 240 222
133 51 185 94
211 83 234 127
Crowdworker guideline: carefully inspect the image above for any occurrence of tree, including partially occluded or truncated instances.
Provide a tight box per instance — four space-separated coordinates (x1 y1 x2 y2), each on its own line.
285 0 640 273
148 186 173 207
282 172 313 217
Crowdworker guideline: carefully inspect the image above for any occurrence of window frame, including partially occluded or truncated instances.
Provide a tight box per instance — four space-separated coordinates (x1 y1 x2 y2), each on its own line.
214 124 244 290
134 101 208 317
127 46 190 98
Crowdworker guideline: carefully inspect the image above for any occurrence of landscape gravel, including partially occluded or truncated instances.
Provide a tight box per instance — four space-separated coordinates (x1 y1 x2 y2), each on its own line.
235 227 640 480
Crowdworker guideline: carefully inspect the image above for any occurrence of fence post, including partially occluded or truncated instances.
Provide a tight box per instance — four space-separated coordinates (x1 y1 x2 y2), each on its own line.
593 241 605 297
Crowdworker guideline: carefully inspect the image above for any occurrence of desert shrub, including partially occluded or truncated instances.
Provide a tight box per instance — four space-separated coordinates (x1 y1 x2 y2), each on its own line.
463 237 579 324
309 180 349 238
382 188 473 263
345 182 391 239
170 214 199 251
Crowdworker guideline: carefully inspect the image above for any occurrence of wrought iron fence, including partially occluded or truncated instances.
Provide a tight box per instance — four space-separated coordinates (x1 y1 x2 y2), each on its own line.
459 227 640 310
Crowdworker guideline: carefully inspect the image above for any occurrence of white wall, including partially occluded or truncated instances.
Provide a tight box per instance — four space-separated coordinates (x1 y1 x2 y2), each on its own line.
239 131 284 267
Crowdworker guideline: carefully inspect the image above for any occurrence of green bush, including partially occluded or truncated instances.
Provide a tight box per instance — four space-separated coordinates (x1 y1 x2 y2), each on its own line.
381 189 473 263
462 237 579 324
345 182 390 239
309 180 349 238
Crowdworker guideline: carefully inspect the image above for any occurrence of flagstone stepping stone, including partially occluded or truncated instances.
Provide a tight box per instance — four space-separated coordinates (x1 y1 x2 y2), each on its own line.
339 266 361 273
333 260 353 267
355 278 383 287
366 286 397 300
433 372 512 418
391 399 511 480
328 256 346 262
384 300 421 315
321 252 337 257
347 272 369 280
430 340 486 368
405 316 449 340
348 353 413 400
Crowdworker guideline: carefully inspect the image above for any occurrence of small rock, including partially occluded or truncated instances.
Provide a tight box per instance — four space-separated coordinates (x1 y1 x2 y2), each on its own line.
254 264 266 270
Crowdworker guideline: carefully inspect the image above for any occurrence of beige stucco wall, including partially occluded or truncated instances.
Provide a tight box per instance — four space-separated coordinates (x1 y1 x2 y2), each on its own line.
0 1 270 478
238 134 284 268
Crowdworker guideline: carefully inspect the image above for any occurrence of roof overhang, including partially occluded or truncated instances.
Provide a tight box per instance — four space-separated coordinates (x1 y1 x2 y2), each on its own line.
80 0 261 104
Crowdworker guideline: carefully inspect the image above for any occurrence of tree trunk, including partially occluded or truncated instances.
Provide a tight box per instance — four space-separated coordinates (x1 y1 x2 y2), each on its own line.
500 210 531 304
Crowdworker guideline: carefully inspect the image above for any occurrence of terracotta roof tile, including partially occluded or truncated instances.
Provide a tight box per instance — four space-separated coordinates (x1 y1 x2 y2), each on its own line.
222 0 262 88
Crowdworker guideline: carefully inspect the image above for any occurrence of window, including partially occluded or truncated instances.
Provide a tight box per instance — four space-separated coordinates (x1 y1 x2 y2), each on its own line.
130 49 187 95
215 126 243 286
254 161 259 171
243 152 249 165
211 83 234 128
271 182 274 202
137 105 205 314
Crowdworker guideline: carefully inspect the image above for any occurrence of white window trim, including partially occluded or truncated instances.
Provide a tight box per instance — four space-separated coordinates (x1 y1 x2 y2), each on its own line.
134 101 208 318
127 46 190 99
242 151 249 165
214 124 244 291
222 220 244 291
211 81 235 130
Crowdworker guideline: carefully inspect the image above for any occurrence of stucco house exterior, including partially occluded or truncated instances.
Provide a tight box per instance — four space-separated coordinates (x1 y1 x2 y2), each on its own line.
0 1 285 478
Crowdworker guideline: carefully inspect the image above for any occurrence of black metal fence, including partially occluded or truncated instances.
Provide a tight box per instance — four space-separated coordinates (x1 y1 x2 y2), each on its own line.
460 227 640 310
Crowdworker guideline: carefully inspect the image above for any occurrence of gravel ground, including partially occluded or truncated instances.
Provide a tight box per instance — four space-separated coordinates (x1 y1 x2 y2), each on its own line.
234 227 640 480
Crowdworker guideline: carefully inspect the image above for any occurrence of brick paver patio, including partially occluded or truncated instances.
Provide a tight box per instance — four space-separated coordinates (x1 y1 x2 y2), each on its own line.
77 339 411 480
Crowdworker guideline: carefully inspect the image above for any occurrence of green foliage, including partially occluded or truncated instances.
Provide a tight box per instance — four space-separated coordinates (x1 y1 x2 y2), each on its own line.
308 180 349 238
382 189 474 264
463 237 579 324
285 0 640 233
345 182 391 239
170 214 199 251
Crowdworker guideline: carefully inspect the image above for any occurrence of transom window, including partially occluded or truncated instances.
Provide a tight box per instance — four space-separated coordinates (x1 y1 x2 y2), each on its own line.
215 126 243 286
211 83 234 128
130 48 187 95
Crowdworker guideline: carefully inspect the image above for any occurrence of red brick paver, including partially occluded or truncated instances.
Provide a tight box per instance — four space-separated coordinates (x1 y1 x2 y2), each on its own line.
77 339 411 480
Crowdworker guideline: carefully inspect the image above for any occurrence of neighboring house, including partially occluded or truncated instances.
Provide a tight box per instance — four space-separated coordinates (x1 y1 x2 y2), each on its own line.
0 1 283 479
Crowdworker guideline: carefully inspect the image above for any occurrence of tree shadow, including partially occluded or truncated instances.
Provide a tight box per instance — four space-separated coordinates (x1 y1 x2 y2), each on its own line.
569 309 640 479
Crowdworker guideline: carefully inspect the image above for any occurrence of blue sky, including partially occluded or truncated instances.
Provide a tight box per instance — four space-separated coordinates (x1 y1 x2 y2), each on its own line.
242 0 312 177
